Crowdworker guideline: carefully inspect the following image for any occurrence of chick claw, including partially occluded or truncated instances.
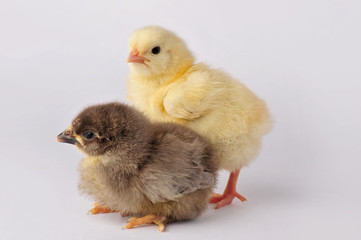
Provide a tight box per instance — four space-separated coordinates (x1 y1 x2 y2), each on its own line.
209 192 247 209
122 215 167 232
88 202 117 214
209 168 247 209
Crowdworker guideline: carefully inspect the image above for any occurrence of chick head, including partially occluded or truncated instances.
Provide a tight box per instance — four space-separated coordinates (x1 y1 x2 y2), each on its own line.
127 26 194 79
57 103 150 156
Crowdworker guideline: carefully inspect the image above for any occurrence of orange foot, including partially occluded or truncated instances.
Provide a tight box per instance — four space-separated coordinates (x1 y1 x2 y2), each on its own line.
209 168 247 209
88 202 117 214
122 215 167 232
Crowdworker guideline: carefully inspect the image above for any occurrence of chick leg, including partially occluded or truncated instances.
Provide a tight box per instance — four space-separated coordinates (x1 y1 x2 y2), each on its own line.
88 202 117 214
122 215 167 232
209 168 247 209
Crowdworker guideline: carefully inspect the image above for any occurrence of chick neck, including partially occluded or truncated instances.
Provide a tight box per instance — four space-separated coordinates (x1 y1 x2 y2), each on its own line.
166 63 193 85
132 60 194 87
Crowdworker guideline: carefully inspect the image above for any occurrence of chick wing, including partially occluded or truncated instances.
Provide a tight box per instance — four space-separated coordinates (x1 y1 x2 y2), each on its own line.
140 124 216 203
163 70 214 120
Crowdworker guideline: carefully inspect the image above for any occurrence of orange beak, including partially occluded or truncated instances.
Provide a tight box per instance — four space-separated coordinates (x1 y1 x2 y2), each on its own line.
127 49 149 64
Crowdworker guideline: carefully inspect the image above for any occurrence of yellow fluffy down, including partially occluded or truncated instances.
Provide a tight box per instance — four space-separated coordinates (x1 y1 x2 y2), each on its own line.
127 26 271 171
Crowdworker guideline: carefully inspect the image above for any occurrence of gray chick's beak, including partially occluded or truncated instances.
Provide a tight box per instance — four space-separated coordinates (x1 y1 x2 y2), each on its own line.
57 130 78 145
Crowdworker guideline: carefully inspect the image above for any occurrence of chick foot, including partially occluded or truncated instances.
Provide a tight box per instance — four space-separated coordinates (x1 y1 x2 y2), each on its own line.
209 168 247 209
209 191 247 209
122 215 167 232
88 202 117 214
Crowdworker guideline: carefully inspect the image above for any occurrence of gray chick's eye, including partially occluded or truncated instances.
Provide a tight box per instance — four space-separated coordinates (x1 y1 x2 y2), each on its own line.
83 131 95 140
151 46 161 55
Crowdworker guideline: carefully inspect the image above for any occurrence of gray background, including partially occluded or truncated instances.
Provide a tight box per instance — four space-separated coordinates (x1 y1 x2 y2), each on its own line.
1 0 360 239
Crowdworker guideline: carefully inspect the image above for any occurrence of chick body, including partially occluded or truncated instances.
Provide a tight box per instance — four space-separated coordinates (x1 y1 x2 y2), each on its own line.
127 26 271 208
58 103 218 229
127 29 271 170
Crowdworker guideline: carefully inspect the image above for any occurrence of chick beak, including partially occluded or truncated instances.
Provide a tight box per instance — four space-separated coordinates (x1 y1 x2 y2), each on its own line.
57 127 78 145
127 49 148 64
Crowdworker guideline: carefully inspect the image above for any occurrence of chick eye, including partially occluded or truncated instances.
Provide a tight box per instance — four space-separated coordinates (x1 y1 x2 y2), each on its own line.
151 46 161 55
83 131 95 140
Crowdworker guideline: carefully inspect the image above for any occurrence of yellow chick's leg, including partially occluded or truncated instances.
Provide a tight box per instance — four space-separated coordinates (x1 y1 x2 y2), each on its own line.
88 202 117 214
209 168 247 209
122 215 167 232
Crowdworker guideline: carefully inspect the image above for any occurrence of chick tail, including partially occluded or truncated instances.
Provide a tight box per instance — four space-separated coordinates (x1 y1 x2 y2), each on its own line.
122 215 167 232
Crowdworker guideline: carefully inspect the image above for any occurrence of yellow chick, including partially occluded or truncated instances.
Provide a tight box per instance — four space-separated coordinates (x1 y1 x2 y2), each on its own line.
126 26 272 209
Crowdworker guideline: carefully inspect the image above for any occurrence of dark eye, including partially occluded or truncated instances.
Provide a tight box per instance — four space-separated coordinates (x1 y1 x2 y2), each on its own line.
83 131 95 140
151 46 161 55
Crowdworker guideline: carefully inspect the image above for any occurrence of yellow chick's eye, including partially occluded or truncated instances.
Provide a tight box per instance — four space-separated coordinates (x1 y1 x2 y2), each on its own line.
151 46 161 55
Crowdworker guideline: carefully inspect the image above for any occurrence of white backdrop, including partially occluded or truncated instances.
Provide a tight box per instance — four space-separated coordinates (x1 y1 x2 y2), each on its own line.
1 0 360 239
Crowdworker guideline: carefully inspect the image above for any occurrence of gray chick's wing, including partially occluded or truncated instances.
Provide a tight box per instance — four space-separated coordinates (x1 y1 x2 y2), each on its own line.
140 137 215 203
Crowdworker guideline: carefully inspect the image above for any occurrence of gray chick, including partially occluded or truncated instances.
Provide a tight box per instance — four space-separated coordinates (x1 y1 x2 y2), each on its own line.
57 102 218 231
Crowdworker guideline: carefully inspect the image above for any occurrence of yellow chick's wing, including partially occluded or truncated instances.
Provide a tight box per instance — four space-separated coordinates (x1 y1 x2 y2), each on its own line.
163 69 216 120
